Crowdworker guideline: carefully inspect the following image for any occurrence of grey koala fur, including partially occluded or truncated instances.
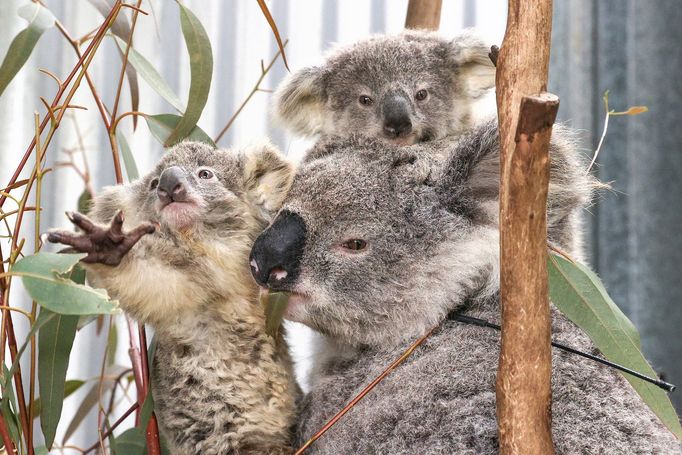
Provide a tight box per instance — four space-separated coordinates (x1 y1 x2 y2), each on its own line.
274 30 496 145
49 142 299 454
251 120 681 453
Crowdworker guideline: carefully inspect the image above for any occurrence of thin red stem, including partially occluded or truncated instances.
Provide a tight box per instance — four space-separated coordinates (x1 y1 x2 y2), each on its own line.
294 327 438 454
83 402 139 454
0 410 17 455
0 1 122 209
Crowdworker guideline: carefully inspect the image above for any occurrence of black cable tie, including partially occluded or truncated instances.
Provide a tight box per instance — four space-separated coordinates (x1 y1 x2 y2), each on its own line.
448 312 676 393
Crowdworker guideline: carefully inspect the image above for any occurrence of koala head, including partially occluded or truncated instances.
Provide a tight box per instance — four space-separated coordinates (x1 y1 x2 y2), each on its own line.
274 30 496 145
91 141 294 251
249 123 594 347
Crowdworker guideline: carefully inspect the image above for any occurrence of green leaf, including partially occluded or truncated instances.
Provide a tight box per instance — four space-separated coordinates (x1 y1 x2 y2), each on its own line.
61 380 109 444
106 321 118 366
164 3 213 147
11 253 119 315
113 36 185 113
1 366 22 447
2 312 56 390
38 308 79 448
0 3 55 97
113 427 146 455
116 129 139 181
144 114 216 148
77 189 92 214
262 291 290 338
32 379 86 418
548 253 682 438
34 446 49 455
88 0 140 128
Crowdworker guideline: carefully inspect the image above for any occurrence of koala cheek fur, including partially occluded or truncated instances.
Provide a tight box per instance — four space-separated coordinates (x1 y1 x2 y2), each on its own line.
80 141 299 454
256 121 680 453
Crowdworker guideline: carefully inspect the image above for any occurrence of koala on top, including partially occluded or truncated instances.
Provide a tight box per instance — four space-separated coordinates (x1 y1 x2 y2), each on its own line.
249 121 680 454
274 30 496 145
48 142 299 455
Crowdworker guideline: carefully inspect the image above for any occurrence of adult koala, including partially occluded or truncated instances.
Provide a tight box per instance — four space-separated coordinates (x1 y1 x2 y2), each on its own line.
249 121 680 453
273 30 496 145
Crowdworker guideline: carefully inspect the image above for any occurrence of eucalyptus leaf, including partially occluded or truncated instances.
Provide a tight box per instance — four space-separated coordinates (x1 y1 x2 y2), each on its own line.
88 0 140 127
113 427 146 455
144 114 216 148
77 189 92 214
113 36 185 113
164 3 213 146
263 291 290 338
11 253 119 315
1 366 21 447
32 379 86 418
38 307 79 448
106 321 118 366
548 253 682 438
139 335 158 431
116 129 139 181
0 3 55 97
87 0 131 41
61 380 110 444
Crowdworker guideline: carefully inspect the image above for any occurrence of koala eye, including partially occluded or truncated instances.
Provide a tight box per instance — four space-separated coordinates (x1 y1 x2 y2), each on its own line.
415 89 428 101
341 239 368 251
198 169 214 179
150 178 159 190
359 95 373 106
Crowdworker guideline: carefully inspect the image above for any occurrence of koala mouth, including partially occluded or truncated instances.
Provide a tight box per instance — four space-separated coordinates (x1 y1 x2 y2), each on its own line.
383 133 419 146
282 291 311 322
158 200 202 231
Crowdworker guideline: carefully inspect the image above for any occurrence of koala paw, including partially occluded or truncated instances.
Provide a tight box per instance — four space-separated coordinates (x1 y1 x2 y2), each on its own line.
47 211 155 266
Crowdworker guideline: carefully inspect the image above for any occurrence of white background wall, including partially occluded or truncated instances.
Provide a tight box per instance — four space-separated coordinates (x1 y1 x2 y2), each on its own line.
0 1 507 451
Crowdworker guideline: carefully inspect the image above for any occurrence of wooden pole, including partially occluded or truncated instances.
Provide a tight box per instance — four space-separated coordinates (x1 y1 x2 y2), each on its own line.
404 0 442 31
495 0 557 453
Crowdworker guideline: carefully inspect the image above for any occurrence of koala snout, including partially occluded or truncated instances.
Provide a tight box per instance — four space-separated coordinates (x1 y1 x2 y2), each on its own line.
382 94 413 138
250 210 307 289
157 166 189 204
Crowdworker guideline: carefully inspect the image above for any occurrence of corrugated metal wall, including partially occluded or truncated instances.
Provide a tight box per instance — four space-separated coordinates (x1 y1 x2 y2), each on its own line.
551 0 682 412
0 0 678 450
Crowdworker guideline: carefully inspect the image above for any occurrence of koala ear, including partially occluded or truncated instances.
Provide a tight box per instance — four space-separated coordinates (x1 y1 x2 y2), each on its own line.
437 123 500 215
449 31 497 99
242 143 295 218
273 66 328 137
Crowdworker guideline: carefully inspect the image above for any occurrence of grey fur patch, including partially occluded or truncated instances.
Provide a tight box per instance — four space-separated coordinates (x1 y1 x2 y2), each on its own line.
272 122 679 453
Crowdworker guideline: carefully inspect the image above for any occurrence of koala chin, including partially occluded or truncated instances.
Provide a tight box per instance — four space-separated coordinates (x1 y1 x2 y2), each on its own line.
49 142 299 455
250 121 680 453
273 30 496 145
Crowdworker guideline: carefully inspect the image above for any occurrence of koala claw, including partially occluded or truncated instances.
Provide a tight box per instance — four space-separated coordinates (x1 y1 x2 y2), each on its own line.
48 210 155 266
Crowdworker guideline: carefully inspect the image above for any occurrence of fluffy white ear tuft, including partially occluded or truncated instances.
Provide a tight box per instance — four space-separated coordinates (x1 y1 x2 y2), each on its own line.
272 66 329 137
450 31 497 99
242 142 295 219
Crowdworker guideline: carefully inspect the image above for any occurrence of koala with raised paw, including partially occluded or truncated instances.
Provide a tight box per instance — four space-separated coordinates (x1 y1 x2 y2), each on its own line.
274 30 496 145
49 142 299 455
249 122 680 453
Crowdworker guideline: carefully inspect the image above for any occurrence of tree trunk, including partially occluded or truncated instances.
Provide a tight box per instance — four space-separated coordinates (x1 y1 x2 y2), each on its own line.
404 0 442 31
495 0 557 453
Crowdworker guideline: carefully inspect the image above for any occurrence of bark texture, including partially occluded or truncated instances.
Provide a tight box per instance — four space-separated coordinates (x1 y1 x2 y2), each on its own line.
404 0 442 31
495 0 557 453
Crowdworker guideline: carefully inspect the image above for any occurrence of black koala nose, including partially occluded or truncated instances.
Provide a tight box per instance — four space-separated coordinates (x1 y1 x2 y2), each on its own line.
382 94 413 138
157 166 188 204
250 210 307 290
